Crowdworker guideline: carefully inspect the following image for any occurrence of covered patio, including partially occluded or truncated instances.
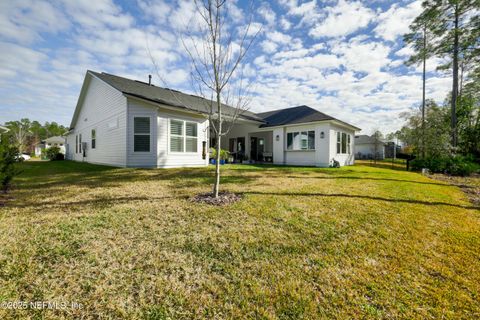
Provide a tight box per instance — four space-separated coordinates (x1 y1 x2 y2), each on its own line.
216 121 275 163
224 131 274 163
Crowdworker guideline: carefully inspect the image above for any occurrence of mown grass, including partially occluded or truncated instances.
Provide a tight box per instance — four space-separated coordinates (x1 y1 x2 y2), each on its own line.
0 161 479 319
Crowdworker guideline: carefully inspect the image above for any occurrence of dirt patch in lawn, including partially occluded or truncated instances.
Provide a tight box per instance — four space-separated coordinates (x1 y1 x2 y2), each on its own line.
191 191 242 206
429 173 480 207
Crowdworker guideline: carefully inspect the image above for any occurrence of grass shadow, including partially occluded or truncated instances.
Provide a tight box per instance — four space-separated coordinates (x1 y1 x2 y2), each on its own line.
243 191 478 210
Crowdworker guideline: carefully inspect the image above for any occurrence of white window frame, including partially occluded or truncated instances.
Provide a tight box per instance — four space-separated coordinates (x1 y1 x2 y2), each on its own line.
336 131 351 154
286 130 315 151
169 119 198 153
133 116 151 153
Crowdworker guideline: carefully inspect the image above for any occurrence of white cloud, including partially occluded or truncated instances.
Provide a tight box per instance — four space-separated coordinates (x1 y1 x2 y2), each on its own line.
258 4 276 26
0 0 69 44
261 40 278 54
332 37 392 73
309 0 375 38
374 1 423 42
266 31 292 45
61 0 134 30
137 0 172 22
280 17 292 31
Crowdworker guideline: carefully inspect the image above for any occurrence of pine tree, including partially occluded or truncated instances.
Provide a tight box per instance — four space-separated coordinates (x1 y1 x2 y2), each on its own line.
404 4 439 158
427 0 479 148
406 0 479 150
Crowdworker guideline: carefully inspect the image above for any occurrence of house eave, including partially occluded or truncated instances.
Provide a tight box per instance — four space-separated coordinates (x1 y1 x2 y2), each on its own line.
258 119 361 131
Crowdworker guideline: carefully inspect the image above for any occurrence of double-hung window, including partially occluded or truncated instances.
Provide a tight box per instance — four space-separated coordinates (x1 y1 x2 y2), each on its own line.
79 134 82 153
170 119 198 152
170 120 184 152
134 117 150 152
75 135 78 153
185 122 198 152
336 132 350 154
347 134 351 153
91 129 96 149
287 131 315 150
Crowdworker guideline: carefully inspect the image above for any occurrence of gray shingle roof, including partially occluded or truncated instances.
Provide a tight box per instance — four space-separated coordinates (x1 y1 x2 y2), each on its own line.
89 71 263 122
256 105 359 129
355 135 385 145
44 136 65 144
86 71 360 131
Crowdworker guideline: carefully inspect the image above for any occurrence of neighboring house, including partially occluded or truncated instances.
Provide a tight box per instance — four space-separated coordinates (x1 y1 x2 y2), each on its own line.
384 141 402 158
35 136 66 156
65 71 360 168
354 135 386 160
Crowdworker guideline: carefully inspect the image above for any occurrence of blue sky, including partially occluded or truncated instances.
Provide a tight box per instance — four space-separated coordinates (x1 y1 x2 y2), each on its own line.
0 0 451 134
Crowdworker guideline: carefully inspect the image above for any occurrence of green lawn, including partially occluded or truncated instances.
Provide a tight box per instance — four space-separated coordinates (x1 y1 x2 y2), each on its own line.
1 161 479 319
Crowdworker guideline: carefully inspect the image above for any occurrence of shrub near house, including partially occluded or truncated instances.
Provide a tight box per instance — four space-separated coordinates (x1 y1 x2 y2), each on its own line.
411 155 479 176
0 138 20 193
43 146 64 161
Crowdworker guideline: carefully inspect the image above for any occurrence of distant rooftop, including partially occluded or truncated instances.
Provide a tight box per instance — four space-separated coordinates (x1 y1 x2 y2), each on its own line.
355 135 385 145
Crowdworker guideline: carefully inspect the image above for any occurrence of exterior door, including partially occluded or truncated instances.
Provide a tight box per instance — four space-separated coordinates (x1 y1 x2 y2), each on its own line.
250 137 258 161
236 137 245 160
258 138 264 160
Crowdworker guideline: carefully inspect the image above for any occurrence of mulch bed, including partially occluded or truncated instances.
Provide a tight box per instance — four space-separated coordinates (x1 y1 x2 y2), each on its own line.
191 192 242 206
428 173 480 208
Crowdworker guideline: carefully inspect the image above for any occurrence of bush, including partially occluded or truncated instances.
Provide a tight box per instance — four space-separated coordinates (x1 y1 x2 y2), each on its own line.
44 146 64 161
411 157 448 173
411 155 479 176
0 139 20 193
446 156 479 176
210 148 229 160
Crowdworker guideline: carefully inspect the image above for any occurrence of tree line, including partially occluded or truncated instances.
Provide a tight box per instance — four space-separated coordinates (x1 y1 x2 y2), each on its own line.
396 0 479 161
3 118 68 154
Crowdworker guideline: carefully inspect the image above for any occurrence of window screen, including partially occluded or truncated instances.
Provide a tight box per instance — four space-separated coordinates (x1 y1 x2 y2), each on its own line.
287 132 293 150
170 120 184 152
336 132 341 154
287 131 315 150
134 117 150 152
170 120 198 153
91 129 96 149
185 122 197 152
308 131 315 150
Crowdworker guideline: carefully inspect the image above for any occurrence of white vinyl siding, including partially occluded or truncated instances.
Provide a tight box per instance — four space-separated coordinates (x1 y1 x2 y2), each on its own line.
65 75 128 166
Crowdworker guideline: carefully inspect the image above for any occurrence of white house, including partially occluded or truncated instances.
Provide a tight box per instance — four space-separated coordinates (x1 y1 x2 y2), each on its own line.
354 135 386 160
35 136 66 156
65 71 360 168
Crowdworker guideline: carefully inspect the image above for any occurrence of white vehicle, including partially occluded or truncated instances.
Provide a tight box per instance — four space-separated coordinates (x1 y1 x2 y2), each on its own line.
16 153 31 161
